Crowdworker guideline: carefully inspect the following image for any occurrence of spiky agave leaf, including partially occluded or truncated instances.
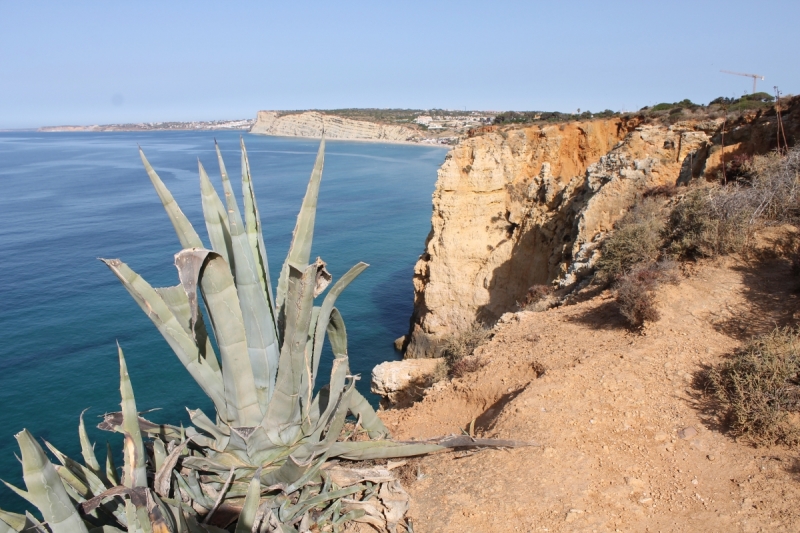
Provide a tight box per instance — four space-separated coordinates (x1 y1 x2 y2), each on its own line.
174 249 262 428
101 259 226 418
276 139 325 314
14 429 89 532
217 149 280 412
139 148 204 250
118 345 147 488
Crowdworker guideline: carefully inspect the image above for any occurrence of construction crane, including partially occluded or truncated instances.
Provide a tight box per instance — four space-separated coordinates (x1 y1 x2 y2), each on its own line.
720 70 765 94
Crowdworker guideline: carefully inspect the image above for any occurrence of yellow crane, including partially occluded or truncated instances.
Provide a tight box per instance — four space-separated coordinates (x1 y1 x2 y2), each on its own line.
720 70 764 94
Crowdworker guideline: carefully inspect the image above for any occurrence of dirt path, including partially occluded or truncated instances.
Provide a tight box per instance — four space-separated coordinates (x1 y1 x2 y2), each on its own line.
378 250 800 532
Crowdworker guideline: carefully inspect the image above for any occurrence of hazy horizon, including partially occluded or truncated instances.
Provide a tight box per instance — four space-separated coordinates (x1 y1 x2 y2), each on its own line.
2 1 798 129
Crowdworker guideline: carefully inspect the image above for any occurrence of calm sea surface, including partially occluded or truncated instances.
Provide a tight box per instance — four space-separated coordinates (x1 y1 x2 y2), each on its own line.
0 131 445 509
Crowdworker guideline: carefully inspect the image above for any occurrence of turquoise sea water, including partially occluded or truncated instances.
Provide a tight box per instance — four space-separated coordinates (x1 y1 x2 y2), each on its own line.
0 131 445 509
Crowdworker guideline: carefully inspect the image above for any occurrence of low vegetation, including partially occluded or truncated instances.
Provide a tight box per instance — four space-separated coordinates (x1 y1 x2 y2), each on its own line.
708 327 800 445
596 198 665 282
518 284 554 312
594 146 800 328
440 324 492 378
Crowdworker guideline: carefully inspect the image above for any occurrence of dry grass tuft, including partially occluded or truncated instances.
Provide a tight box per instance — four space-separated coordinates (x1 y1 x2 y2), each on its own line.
440 324 491 378
708 327 800 445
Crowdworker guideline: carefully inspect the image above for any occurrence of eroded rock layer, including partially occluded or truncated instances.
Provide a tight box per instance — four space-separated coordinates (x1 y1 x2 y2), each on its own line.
406 100 800 358
250 111 422 142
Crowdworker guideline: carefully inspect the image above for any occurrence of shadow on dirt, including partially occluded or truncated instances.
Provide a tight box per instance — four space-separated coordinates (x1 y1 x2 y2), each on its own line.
710 256 798 341
470 385 529 435
686 363 731 436
566 298 629 331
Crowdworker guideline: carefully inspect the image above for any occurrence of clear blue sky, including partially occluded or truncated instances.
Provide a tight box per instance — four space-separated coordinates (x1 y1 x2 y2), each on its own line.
1 1 797 129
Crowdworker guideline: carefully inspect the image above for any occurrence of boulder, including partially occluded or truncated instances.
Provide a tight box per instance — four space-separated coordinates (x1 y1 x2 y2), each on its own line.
371 358 445 408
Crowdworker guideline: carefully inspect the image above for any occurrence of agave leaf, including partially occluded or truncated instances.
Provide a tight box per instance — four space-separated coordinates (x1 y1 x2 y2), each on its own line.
118 345 147 489
311 262 368 383
174 249 262 427
198 160 236 275
146 490 174 533
307 356 349 443
348 390 389 439
218 149 280 412
139 148 204 249
89 526 127 532
155 284 221 377
44 441 110 496
98 412 185 444
326 308 349 359
264 261 322 444
238 139 277 328
106 442 119 486
0 518 13 533
276 138 326 312
173 471 215 509
0 510 25 532
22 513 49 533
0 480 35 507
78 410 103 479
154 437 194 497
233 467 261 533
15 429 89 533
102 259 226 417
187 409 229 442
283 485 364 525
327 441 445 461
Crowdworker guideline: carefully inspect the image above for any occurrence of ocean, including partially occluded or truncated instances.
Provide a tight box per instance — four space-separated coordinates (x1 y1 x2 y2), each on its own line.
0 131 446 509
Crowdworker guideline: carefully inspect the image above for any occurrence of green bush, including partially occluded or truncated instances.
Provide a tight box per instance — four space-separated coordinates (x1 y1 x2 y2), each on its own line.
596 198 665 280
708 327 800 445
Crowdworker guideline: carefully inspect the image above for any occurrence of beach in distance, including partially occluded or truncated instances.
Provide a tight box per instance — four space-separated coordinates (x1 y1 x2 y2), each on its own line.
0 131 446 509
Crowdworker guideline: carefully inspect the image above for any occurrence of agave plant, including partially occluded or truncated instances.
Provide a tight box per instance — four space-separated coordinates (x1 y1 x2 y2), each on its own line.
0 346 233 533
1 138 525 533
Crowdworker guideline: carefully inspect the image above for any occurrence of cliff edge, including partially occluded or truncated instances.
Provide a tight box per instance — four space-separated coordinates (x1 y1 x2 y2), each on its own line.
406 99 800 358
250 110 423 143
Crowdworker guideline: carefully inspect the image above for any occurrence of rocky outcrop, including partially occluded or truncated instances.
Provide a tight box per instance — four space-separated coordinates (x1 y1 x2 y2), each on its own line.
404 103 800 358
371 358 444 408
250 111 422 142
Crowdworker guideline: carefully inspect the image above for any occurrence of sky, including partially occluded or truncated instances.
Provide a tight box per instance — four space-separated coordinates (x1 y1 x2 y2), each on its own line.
1 1 798 129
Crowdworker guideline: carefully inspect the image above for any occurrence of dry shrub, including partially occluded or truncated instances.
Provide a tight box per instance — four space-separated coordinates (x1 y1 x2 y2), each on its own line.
519 284 554 312
745 147 800 223
596 198 665 281
440 324 491 378
643 184 678 198
669 147 800 259
665 187 751 259
708 327 800 445
615 266 661 328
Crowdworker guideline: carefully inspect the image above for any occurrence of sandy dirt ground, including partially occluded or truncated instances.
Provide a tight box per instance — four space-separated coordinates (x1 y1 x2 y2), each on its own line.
378 236 800 532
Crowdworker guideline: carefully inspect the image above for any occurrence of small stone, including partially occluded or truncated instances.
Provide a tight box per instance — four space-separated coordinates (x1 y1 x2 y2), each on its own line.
707 454 716 461
691 478 699 485
653 432 669 442
678 426 698 439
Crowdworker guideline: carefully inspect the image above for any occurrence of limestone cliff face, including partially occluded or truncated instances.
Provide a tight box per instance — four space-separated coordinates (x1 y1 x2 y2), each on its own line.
250 111 422 142
405 118 721 358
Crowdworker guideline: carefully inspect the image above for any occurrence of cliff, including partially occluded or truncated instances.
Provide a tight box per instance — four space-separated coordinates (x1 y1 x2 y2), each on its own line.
250 111 423 142
406 99 800 358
